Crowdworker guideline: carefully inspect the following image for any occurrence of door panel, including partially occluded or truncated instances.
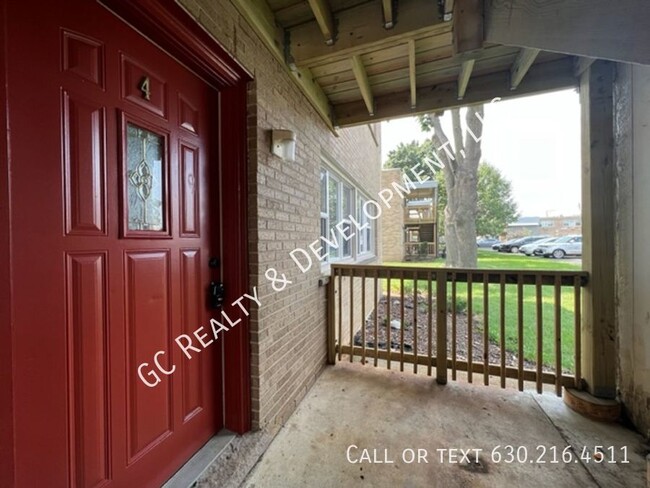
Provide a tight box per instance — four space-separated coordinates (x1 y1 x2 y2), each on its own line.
66 252 110 487
6 0 221 486
125 251 174 460
62 91 107 235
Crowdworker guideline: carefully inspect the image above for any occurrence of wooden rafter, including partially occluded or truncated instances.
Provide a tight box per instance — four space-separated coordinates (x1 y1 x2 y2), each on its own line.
510 48 540 90
443 0 455 20
351 55 374 115
382 0 394 28
231 0 334 128
574 56 595 77
457 59 475 99
288 0 445 67
335 58 576 127
408 39 416 108
307 0 336 45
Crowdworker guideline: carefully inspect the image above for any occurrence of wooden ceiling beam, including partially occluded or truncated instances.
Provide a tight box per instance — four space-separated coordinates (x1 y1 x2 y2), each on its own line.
335 58 576 127
382 0 395 28
510 48 540 89
288 0 446 67
457 58 474 99
307 0 336 45
351 55 374 115
408 39 416 108
485 0 650 65
453 0 483 54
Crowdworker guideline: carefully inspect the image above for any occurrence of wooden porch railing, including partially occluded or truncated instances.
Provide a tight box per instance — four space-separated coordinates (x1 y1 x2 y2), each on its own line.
327 264 589 396
404 242 436 257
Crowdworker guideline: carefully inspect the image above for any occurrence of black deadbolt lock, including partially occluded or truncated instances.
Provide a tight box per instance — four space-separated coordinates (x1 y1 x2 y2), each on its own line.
208 281 226 309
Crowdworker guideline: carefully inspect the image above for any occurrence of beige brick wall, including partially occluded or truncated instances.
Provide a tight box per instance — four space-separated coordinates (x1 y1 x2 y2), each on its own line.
380 169 405 262
179 0 382 436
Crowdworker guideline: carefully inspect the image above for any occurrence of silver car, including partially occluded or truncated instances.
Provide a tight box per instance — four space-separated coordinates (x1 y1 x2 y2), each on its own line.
519 237 558 256
534 235 582 258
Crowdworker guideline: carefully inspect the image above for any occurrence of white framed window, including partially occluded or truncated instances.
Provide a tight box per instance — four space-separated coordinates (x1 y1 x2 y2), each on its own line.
320 166 374 264
357 195 372 254
320 169 329 256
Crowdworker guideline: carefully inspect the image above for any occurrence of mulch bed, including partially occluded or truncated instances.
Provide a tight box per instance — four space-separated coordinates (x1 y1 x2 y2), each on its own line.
353 294 557 373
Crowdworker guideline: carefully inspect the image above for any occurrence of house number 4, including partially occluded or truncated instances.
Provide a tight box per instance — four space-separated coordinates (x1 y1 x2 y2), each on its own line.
138 76 151 101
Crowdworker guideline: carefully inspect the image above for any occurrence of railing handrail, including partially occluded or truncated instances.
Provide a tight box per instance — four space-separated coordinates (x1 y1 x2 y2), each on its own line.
331 264 589 286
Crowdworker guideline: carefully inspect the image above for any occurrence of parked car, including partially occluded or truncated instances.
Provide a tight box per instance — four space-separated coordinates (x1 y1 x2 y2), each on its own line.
477 237 500 248
498 235 549 253
519 237 558 256
534 235 582 258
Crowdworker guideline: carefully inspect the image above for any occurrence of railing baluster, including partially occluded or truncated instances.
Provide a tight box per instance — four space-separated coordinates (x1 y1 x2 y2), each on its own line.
499 272 506 388
536 274 543 394
400 271 405 372
361 269 366 365
327 269 336 364
387 270 391 370
427 271 433 377
517 274 524 391
452 272 457 381
499 274 506 388
338 267 343 362
374 269 379 367
554 275 562 396
468 272 473 383
483 272 490 386
574 275 582 389
413 273 418 374
436 270 448 384
350 269 354 363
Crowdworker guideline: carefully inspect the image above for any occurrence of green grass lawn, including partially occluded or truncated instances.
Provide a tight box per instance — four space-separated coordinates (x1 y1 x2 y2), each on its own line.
383 250 582 372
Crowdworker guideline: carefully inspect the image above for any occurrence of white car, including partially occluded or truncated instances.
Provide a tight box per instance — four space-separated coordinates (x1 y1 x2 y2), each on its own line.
519 237 558 256
534 235 582 258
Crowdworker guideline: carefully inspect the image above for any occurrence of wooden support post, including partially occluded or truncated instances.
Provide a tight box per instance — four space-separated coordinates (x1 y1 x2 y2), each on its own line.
436 270 448 385
579 60 616 398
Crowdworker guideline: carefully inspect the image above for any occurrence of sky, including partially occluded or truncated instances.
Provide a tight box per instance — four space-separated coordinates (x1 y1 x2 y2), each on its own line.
380 88 582 217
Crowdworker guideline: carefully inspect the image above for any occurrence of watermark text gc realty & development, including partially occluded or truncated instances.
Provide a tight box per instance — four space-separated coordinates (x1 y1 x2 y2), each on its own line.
137 134 468 387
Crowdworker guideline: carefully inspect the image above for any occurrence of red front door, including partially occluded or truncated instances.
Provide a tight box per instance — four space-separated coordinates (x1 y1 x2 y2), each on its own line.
6 1 222 486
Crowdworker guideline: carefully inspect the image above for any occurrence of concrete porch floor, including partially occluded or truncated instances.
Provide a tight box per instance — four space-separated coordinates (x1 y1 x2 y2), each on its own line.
243 362 648 488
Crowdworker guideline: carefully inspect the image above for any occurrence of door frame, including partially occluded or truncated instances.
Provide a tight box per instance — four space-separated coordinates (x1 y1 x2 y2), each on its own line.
0 1 252 483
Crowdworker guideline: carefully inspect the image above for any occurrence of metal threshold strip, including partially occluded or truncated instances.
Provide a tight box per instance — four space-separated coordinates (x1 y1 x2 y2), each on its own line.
162 430 236 488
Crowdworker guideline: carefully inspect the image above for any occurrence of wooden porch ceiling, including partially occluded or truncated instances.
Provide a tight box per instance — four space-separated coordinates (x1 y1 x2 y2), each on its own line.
231 0 650 129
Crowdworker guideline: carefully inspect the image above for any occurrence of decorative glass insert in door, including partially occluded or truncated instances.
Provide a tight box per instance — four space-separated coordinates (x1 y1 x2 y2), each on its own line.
125 123 166 232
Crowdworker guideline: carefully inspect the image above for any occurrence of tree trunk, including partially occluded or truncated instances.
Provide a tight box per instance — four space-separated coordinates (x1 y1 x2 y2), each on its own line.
428 106 484 268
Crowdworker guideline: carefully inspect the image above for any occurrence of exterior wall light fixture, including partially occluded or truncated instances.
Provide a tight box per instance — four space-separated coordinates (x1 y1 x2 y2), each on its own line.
271 129 296 162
